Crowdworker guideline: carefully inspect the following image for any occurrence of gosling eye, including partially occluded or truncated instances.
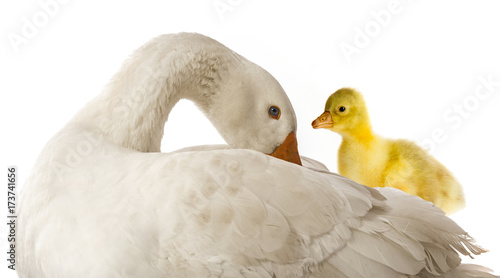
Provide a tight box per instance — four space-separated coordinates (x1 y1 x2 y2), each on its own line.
337 106 346 113
268 105 281 120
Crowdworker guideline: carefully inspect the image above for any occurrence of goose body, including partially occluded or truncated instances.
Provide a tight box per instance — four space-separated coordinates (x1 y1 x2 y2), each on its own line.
17 33 496 277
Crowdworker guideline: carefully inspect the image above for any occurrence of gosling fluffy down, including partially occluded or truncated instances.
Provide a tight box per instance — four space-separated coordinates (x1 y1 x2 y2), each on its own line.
312 87 465 214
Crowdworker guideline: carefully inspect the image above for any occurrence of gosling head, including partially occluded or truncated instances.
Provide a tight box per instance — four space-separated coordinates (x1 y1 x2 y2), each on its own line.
311 88 372 137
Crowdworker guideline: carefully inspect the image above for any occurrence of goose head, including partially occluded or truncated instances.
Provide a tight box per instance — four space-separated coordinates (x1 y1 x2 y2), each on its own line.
205 59 302 165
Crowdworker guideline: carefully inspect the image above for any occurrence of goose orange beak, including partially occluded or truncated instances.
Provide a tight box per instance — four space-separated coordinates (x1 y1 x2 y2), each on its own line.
312 111 334 129
269 132 302 166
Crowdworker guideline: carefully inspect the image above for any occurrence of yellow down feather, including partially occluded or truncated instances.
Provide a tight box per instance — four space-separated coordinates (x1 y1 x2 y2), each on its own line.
313 88 465 214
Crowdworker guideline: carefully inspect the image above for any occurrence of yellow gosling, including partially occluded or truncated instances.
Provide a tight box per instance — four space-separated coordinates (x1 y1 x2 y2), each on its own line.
312 87 465 214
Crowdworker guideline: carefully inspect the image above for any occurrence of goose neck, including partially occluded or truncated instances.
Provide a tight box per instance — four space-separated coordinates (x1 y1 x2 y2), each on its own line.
74 34 240 152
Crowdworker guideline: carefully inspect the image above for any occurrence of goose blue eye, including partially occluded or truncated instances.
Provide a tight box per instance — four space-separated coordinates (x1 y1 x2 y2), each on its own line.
269 106 281 120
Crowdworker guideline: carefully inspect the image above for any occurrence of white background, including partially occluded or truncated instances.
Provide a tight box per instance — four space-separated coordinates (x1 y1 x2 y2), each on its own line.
1 0 499 277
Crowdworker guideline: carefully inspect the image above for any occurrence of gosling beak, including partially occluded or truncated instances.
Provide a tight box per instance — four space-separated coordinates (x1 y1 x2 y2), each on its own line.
312 111 334 129
269 132 302 166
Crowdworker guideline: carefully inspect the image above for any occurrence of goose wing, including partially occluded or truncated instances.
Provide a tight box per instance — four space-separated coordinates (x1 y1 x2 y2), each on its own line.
20 142 490 277
149 149 487 277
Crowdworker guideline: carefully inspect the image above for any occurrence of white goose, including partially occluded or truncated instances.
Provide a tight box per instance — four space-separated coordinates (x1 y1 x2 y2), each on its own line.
17 33 496 278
